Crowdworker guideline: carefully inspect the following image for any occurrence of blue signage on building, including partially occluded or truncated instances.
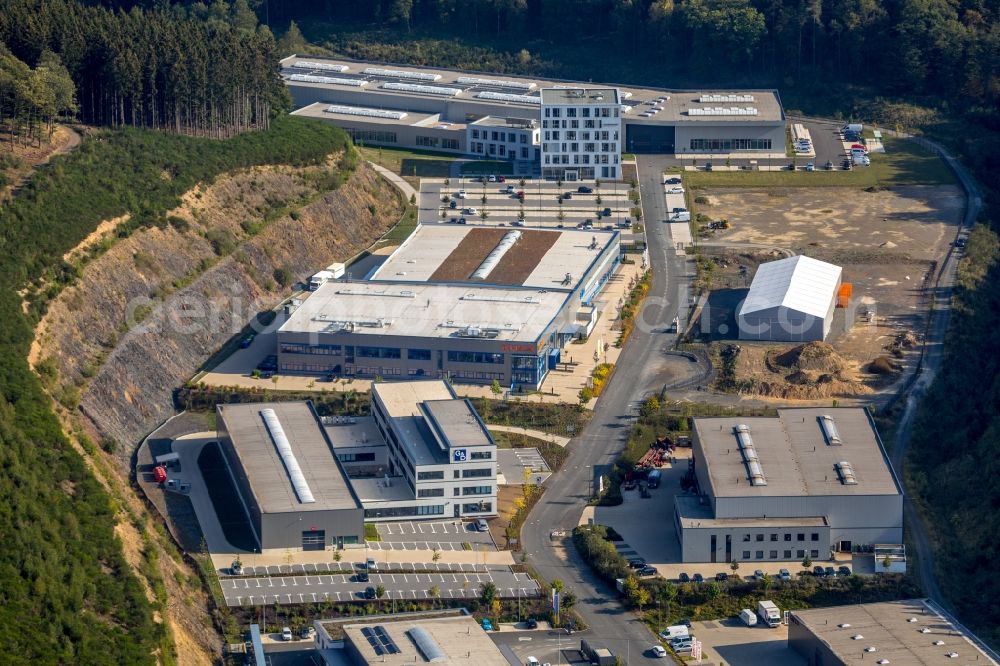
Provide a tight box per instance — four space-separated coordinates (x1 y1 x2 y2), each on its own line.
453 448 468 462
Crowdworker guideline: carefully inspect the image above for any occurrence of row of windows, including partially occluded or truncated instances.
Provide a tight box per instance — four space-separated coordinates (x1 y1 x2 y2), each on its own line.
471 451 492 460
442 138 460 150
447 351 504 364
544 130 617 142
349 366 402 377
337 452 376 463
408 349 432 361
543 119 600 129
280 343 342 356
281 362 339 373
357 346 401 359
364 505 444 519
470 142 533 160
418 488 445 498
416 135 439 148
462 485 492 496
470 129 531 143
462 501 493 513
742 549 820 560
463 468 492 478
543 153 619 166
743 533 820 542
417 470 444 481
545 107 618 119
347 129 397 144
449 370 505 381
689 138 773 151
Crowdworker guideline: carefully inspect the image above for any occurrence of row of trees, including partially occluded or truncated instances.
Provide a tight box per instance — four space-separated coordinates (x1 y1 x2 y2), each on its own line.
0 0 290 136
264 0 998 114
0 46 76 146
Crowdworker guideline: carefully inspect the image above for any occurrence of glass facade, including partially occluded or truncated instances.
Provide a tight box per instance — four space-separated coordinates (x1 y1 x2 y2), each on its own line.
364 505 444 519
447 351 504 364
689 138 773 151
512 353 547 386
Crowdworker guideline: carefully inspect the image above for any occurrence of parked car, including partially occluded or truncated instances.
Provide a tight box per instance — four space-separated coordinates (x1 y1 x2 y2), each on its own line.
497 175 506 182
638 566 658 576
778 568 791 581
464 207 478 215
475 518 489 532
838 566 852 577
664 177 682 184
602 207 612 217
505 184 515 193
240 335 254 349
824 160 834 170
449 199 458 209
281 627 293 641
364 586 377 599
524 618 538 629
511 220 524 227
481 618 494 631
582 220 594 229
715 572 729 582
457 217 467 225
805 162 815 171
562 192 573 199
825 566 837 578
754 569 765 580
259 370 274 379
366 557 377 571
704 162 713 171
813 566 826 577
355 572 369 582
841 159 853 170
487 175 497 182
257 355 278 371
955 237 967 248
692 573 704 583
678 572 690 582
456 189 467 199
577 185 593 193
300 626 316 639
666 186 684 194
628 558 647 569
651 645 667 658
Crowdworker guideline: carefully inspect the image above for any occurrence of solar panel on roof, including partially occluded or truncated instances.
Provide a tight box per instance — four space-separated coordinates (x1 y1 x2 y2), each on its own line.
373 626 401 654
476 91 540 104
382 82 462 96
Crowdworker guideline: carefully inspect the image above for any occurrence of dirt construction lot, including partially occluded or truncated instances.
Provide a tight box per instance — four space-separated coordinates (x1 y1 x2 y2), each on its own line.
695 185 964 401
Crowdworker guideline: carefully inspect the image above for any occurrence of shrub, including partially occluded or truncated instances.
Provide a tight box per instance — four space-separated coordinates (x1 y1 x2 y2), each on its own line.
273 266 293 288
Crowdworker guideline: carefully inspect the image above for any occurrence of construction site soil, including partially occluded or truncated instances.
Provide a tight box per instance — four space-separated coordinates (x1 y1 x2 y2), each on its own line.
33 159 403 467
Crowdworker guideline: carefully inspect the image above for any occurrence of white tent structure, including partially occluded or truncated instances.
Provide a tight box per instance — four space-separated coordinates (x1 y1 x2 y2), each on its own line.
737 255 842 342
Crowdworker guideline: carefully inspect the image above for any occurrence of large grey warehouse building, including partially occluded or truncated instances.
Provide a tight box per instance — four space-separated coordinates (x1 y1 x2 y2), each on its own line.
277 224 620 389
281 56 786 161
216 402 364 551
674 408 903 563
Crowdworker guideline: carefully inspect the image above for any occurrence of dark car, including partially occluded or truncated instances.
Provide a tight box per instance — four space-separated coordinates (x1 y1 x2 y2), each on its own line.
457 217 467 225
955 237 967 248
355 572 369 583
363 586 376 600
562 192 573 199
715 573 729 582
638 566 658 576
577 186 593 193
825 566 837 578
602 207 612 217
824 160 834 170
678 572 690 583
692 573 704 583
259 370 274 379
664 177 682 185
628 558 647 569
239 335 254 349
623 479 637 491
838 566 852 577
841 159 853 170
524 618 538 629
704 162 713 171
497 175 506 182
257 355 278 371
814 566 826 577
449 200 457 209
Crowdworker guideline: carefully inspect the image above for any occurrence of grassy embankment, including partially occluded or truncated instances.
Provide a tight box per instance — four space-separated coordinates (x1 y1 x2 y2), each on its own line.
0 116 356 663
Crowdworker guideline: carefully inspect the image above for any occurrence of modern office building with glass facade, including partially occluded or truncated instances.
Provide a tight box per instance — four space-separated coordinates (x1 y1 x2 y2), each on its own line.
277 225 620 390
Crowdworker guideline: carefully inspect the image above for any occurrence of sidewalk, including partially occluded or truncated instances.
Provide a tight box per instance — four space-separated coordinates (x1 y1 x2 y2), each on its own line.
488 424 572 447
369 162 416 201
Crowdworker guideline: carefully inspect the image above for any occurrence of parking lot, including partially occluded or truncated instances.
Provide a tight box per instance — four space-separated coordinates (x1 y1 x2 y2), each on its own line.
220 564 538 607
418 177 636 230
688 617 805 666
372 520 497 551
497 448 551 486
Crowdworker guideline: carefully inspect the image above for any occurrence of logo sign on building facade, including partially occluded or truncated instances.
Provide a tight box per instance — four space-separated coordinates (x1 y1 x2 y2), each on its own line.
453 448 468 462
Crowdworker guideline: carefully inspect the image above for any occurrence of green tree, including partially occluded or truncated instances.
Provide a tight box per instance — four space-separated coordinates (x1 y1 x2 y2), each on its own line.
639 395 660 417
802 556 813 570
479 581 498 607
230 0 258 32
730 560 740 572
278 20 307 54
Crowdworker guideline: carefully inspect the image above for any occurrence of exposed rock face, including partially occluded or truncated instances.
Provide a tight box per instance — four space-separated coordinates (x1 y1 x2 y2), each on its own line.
36 161 401 465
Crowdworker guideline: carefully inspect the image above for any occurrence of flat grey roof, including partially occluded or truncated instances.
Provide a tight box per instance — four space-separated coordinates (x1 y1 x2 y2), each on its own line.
540 87 621 106
694 408 901 498
279 55 784 124
675 495 827 529
339 615 508 666
321 416 382 450
421 399 494 449
791 599 1000 666
373 381 460 466
218 402 361 513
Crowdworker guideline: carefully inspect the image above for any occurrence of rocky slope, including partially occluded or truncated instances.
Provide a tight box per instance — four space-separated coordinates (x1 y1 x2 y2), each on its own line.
34 159 402 464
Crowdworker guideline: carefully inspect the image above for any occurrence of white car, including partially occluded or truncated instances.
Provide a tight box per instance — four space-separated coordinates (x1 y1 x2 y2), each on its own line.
475 518 489 531
281 627 293 641
652 645 667 658
455 190 467 199
527 657 540 666
464 207 478 215
666 186 685 194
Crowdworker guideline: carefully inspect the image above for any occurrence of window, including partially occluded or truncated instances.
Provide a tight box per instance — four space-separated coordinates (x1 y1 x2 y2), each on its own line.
797 534 805 541
471 129 480 139
471 451 492 460
784 534 792 542
302 530 325 551
417 488 445 498
447 351 504 364
743 534 751 542
796 549 805 558
689 138 773 151
407 349 432 361
462 468 492 478
346 128 397 144
770 534 778 542
462 485 492 496
810 549 819 559
416 136 440 148
769 550 778 559
280 343 342 356
357 346 400 359
742 551 751 559
755 534 764 542
454 470 460 479
364 505 444 519
755 551 764 559
338 452 376 463
453 488 459 496
784 550 792 558
811 533 819 542
462 502 492 513
417 471 444 481
442 138 460 150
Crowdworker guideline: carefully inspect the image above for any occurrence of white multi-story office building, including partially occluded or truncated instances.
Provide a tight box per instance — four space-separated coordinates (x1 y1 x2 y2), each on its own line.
467 116 539 162
323 381 498 521
539 87 622 181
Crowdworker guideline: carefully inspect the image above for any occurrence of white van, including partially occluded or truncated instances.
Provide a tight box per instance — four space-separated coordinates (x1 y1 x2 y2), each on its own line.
740 608 758 626
659 625 689 641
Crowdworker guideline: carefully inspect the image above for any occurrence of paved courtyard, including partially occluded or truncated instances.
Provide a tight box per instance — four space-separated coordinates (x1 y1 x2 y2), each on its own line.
689 617 805 666
372 520 497 551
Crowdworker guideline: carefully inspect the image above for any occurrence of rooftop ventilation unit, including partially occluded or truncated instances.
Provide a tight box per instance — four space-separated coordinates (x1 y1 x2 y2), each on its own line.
293 60 349 72
382 82 462 97
325 105 406 120
364 67 441 81
687 106 759 116
289 74 367 86
260 409 315 504
407 626 446 663
476 91 541 105
819 414 842 445
835 461 858 485
699 93 755 103
457 76 535 91
734 424 766 486
471 230 522 280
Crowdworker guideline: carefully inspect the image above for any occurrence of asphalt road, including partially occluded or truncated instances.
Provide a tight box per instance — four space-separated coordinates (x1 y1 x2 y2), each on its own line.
519 157 691 665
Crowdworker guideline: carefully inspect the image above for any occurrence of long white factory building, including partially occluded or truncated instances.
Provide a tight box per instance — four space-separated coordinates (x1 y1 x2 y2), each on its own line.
281 56 787 164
